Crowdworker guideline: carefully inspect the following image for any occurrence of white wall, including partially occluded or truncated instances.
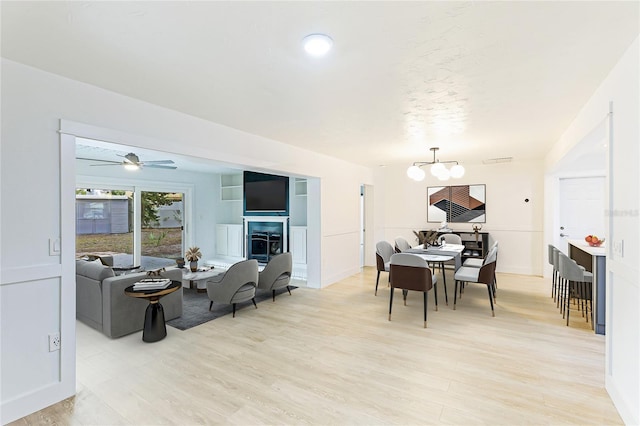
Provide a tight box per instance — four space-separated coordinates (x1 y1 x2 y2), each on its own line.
0 58 373 423
544 36 639 425
375 160 544 275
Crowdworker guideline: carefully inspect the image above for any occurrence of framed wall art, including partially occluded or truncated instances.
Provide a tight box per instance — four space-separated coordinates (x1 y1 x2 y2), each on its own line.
427 184 486 223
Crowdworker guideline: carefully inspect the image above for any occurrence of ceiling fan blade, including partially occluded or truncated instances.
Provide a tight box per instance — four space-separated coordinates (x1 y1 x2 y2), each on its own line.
145 164 177 170
76 157 122 164
78 154 176 169
142 160 175 165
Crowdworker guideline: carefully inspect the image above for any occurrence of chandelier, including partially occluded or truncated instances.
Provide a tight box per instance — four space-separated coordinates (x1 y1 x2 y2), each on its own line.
406 147 465 181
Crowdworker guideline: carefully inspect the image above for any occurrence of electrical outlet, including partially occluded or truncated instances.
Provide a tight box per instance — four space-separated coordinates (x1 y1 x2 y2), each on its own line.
49 333 61 352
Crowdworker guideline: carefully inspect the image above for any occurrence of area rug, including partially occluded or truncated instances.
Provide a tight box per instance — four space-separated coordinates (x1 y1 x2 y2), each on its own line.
167 286 295 331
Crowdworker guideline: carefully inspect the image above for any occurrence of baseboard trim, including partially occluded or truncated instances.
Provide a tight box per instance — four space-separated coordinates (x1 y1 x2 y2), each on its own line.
606 375 638 425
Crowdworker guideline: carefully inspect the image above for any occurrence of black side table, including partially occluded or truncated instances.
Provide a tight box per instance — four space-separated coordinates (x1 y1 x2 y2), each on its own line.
124 281 181 342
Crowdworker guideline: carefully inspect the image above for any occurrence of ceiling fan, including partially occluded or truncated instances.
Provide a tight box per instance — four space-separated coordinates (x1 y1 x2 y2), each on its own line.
77 152 177 170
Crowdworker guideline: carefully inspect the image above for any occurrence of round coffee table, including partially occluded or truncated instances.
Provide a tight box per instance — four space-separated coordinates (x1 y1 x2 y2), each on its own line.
124 281 181 343
182 268 223 292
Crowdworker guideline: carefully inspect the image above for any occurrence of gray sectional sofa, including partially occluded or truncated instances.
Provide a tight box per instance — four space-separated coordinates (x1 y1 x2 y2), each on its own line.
76 259 183 338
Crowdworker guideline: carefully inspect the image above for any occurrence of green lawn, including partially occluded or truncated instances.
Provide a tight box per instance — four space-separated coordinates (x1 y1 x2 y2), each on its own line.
76 227 183 259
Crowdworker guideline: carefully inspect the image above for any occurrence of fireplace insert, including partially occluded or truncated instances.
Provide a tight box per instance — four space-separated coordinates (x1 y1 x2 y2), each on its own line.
247 221 285 263
250 231 282 263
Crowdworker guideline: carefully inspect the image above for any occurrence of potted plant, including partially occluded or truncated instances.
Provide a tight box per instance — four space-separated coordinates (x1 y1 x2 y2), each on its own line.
185 246 202 272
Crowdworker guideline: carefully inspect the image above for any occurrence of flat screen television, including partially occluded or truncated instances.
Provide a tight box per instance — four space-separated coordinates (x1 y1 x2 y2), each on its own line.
243 171 289 214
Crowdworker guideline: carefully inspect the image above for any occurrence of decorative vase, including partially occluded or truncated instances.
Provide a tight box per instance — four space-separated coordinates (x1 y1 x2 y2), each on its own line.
190 260 198 272
176 258 185 268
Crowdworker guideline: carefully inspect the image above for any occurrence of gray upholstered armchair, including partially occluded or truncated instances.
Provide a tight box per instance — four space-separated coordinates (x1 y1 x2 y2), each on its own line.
206 259 259 317
257 252 293 301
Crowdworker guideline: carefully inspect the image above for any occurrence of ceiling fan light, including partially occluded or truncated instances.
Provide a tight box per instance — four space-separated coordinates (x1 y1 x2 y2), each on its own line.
430 162 447 176
450 164 465 178
407 165 425 181
124 163 140 171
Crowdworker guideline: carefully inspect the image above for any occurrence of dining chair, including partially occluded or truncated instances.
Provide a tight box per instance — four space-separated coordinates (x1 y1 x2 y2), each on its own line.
375 241 395 296
438 233 463 275
463 240 498 267
389 253 437 328
394 236 412 253
462 241 499 290
439 233 462 245
453 246 498 316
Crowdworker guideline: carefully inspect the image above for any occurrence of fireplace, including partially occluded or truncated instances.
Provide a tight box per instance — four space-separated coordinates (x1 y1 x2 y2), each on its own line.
244 217 289 263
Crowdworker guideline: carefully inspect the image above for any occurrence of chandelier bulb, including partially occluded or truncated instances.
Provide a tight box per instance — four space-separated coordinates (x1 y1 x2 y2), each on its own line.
450 164 465 179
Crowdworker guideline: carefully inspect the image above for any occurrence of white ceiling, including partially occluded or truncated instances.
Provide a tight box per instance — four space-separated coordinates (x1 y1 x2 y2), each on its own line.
2 1 638 168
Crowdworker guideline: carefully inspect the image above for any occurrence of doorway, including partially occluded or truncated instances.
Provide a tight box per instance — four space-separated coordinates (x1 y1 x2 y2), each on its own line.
360 184 374 268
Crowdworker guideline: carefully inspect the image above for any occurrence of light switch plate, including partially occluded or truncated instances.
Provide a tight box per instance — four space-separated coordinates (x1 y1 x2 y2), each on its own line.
49 238 61 256
613 239 624 258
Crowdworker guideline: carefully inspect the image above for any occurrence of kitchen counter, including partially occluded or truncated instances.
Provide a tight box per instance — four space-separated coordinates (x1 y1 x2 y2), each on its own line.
568 240 606 334
567 239 606 257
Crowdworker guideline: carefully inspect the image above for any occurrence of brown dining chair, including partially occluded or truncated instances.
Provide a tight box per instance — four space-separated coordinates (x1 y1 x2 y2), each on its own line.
394 236 412 253
375 241 395 296
453 246 498 316
389 253 437 328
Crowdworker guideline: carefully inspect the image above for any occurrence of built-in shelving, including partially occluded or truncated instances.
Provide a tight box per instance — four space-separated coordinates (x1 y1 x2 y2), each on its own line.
220 173 242 201
294 178 307 196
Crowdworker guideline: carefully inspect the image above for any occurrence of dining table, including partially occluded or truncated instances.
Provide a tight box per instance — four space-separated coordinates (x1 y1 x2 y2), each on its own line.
404 243 466 270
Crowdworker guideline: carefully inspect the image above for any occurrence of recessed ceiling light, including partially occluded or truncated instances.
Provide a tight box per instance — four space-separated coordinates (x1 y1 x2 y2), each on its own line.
303 33 333 56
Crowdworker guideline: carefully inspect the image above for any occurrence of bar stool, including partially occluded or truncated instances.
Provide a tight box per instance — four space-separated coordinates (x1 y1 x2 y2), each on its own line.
553 248 562 308
548 245 558 301
558 252 593 327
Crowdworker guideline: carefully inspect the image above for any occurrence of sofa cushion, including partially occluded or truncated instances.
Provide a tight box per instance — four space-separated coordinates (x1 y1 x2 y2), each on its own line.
76 259 115 282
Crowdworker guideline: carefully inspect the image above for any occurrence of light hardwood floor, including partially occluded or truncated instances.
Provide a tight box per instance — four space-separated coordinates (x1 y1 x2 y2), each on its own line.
12 268 621 425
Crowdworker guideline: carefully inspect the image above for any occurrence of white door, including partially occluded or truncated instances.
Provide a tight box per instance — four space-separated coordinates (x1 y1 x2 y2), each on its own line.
558 176 606 253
